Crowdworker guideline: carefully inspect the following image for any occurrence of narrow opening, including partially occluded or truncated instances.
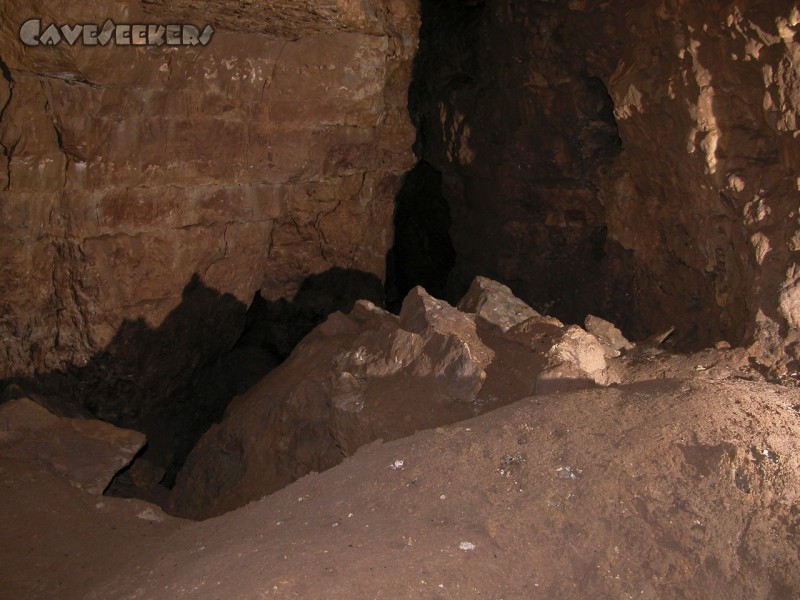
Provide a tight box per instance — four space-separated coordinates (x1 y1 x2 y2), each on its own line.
385 160 456 311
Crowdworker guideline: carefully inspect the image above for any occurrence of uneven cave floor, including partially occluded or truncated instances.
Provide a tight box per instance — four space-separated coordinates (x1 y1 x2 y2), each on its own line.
2 371 799 599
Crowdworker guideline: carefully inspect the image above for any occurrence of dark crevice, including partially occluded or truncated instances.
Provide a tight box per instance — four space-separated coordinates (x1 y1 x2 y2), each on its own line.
385 161 456 311
0 59 13 83
0 59 15 191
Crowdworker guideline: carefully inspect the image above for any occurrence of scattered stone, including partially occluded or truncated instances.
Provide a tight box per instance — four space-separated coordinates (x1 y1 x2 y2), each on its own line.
459 541 476 551
584 314 634 356
535 325 609 393
506 318 611 394
170 287 497 519
640 326 676 350
457 276 541 332
136 507 166 523
330 294 491 414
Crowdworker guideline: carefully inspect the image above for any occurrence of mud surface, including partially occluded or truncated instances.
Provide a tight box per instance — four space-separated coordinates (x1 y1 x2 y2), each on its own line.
2 377 798 599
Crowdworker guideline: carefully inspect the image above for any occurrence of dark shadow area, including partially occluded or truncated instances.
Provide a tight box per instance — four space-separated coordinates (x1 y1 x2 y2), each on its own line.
1 267 384 498
395 0 636 334
382 0 483 313
385 160 456 311
2 273 249 489
241 267 384 361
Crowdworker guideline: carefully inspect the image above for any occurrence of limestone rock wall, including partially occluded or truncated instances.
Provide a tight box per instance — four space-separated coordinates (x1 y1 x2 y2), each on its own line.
414 0 800 368
0 1 418 403
573 0 800 367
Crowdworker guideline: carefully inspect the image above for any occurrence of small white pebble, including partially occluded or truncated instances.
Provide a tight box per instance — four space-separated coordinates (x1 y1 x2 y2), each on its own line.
440 494 447 500
459 541 476 551
390 459 405 470
136 507 163 523
347 513 353 518
332 522 339 528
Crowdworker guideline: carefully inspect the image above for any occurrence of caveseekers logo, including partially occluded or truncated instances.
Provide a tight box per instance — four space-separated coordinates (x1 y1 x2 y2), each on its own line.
20 18 214 47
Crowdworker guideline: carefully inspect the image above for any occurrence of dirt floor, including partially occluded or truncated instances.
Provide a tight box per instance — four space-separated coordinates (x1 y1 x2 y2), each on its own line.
2 375 799 599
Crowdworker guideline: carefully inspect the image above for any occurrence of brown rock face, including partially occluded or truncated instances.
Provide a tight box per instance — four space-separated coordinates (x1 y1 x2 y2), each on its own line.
573 0 800 369
0 397 145 494
412 0 800 369
0 1 418 436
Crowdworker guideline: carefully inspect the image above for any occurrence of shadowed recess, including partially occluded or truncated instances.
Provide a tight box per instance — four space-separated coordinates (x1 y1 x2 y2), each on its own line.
1 268 384 494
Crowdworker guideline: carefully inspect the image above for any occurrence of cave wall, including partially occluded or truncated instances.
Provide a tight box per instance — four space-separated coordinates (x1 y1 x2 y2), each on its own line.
574 0 800 367
414 0 800 367
0 0 418 412
3 0 800 414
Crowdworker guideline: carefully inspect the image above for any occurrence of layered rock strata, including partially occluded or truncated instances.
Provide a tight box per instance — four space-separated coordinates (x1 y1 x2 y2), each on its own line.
0 0 418 433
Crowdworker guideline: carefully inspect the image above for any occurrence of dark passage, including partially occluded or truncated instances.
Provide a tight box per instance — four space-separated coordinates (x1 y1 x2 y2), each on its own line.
397 0 636 332
385 160 456 311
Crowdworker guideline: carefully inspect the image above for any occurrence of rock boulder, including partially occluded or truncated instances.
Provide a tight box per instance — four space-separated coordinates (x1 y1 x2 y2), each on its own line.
170 279 616 519
0 398 145 494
